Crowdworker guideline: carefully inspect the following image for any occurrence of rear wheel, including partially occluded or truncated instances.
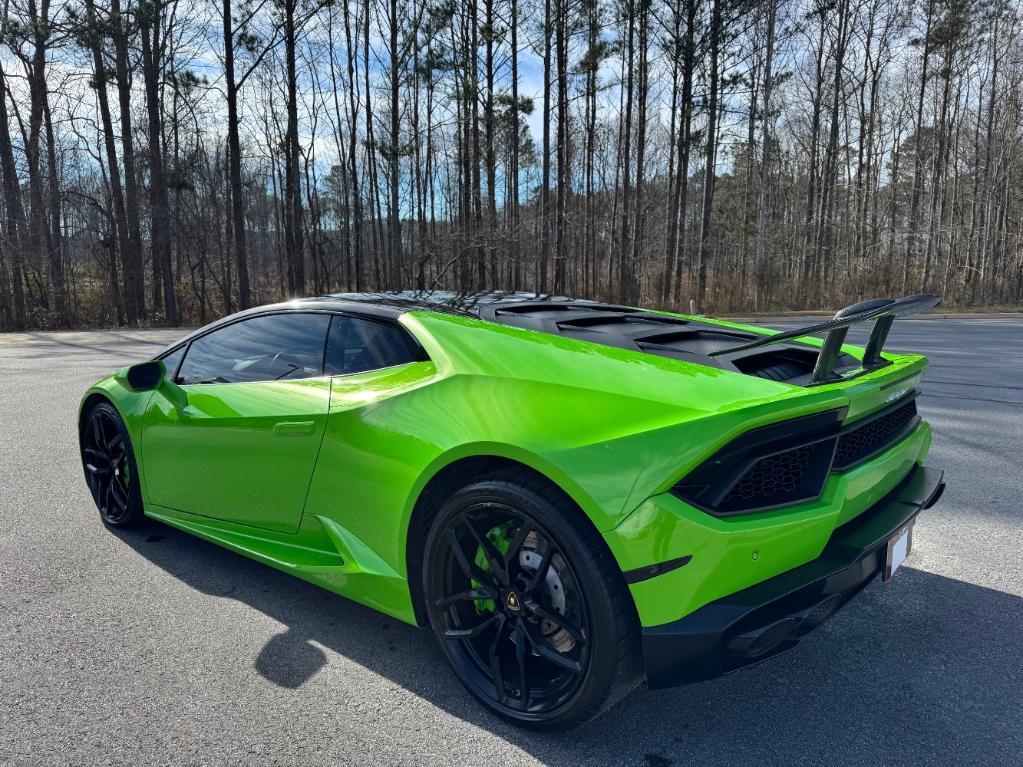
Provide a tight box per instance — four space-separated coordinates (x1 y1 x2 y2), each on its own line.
81 402 144 527
423 471 641 730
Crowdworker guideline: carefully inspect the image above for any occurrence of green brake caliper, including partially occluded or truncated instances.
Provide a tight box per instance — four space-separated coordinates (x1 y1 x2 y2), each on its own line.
473 524 511 614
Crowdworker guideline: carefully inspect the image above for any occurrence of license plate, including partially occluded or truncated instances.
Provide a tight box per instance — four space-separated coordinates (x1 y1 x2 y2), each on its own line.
883 524 913 583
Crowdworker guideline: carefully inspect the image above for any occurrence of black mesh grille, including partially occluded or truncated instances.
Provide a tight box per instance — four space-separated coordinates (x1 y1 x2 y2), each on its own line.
720 446 814 510
834 400 918 469
671 399 923 516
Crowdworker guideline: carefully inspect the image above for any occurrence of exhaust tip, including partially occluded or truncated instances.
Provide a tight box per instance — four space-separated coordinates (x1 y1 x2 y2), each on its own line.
727 594 847 660
728 616 802 659
796 594 843 636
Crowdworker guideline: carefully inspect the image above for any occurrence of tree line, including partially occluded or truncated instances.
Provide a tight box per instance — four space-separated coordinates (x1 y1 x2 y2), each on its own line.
0 0 1020 330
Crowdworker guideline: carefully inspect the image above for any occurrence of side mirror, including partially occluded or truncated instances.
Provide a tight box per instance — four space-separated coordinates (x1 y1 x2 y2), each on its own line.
125 360 166 392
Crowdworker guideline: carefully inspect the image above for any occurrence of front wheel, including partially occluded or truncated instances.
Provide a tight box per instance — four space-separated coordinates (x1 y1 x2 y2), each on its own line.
80 402 145 527
422 471 641 730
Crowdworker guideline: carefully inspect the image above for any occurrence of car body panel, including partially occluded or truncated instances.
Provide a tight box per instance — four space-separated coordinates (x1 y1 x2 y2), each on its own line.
143 502 416 623
78 302 936 638
605 420 932 626
141 377 332 533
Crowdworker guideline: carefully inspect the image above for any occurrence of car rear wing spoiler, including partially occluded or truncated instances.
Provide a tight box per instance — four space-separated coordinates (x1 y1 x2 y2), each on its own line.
708 294 942 386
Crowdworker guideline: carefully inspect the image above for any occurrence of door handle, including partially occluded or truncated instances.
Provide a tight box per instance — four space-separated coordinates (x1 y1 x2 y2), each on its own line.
273 420 315 436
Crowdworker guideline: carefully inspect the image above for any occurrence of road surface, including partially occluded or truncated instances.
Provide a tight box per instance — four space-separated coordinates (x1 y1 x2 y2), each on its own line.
1 318 1020 766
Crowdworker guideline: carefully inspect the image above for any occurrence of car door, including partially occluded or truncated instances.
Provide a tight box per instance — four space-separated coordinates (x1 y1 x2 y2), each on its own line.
299 314 438 556
141 312 333 534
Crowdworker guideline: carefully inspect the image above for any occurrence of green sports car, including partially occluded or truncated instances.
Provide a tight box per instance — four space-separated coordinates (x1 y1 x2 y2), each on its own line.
78 292 945 730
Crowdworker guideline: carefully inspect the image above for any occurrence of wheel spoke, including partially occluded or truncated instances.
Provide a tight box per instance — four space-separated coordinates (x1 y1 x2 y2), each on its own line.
520 618 583 674
91 415 103 449
525 540 556 593
486 613 508 704
434 589 493 609
84 462 110 476
86 470 101 499
84 446 110 462
443 613 501 640
502 522 533 571
109 478 128 512
524 599 586 644
463 517 510 586
446 529 499 593
514 618 530 711
113 471 130 499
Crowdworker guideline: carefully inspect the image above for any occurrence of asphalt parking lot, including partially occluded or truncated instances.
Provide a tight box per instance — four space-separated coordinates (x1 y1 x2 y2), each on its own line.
1 317 1021 766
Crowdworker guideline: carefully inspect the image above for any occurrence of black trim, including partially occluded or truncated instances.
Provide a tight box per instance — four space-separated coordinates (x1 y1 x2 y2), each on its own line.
670 409 845 516
323 313 428 376
154 307 429 379
707 293 941 385
643 465 945 690
671 393 922 515
476 299 864 385
152 292 934 389
832 396 920 470
881 373 919 390
623 555 693 585
125 361 164 391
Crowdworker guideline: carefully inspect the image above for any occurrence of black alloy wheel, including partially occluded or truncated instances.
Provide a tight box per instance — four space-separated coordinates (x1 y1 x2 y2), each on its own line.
81 403 143 527
424 472 641 730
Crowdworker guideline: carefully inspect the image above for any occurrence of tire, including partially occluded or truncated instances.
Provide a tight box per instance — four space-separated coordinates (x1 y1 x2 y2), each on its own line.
80 402 145 528
422 469 642 730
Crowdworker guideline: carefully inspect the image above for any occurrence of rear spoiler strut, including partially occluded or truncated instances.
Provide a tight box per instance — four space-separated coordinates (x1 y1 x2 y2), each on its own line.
708 294 942 386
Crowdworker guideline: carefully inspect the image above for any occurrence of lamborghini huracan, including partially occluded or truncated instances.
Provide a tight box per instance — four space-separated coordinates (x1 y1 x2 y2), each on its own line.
79 292 945 729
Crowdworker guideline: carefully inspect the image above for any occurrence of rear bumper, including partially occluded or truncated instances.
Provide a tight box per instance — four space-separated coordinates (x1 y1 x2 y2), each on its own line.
641 465 945 689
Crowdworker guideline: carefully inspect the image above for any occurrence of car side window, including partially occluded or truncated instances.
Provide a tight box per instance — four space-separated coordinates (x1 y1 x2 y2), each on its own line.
176 313 331 385
325 315 421 376
157 346 185 380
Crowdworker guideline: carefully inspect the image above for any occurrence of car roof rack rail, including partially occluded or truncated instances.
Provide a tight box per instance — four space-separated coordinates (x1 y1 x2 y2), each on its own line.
707 294 942 385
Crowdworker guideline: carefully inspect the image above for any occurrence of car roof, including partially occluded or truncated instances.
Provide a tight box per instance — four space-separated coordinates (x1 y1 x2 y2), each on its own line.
307 291 594 316
155 291 848 386
155 291 594 356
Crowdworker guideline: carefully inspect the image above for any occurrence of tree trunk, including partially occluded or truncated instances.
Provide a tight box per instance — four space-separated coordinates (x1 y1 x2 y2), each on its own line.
284 0 305 294
630 0 649 298
84 0 132 324
111 0 145 320
43 97 65 321
509 0 521 288
0 55 25 327
754 0 777 310
342 0 363 290
618 0 636 303
388 0 402 288
553 0 569 294
695 0 721 310
539 0 552 292
142 0 177 323
904 0 934 293
25 0 56 317
223 0 250 309
669 0 696 306
484 0 497 288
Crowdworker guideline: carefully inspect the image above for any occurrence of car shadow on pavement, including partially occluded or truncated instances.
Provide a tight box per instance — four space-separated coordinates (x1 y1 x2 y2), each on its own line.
119 522 1022 766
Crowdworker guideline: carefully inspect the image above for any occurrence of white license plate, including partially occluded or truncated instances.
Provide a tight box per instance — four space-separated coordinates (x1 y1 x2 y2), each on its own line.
883 524 913 583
